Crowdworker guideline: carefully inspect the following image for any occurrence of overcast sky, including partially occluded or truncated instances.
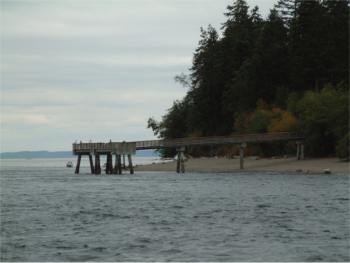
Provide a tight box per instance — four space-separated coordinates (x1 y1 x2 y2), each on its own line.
1 0 275 152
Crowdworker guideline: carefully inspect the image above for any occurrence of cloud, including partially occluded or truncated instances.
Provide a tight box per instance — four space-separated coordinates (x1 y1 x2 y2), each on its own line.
0 0 275 151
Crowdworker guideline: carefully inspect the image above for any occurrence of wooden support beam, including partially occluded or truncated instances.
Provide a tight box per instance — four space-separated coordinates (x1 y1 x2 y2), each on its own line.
106 153 113 174
106 153 112 174
180 151 185 173
239 143 246 170
296 141 300 160
128 154 134 174
176 152 181 173
109 154 114 174
113 154 118 174
176 147 185 173
118 154 122 174
95 154 101 175
75 154 81 174
122 154 126 169
105 154 109 174
300 143 304 160
88 154 94 174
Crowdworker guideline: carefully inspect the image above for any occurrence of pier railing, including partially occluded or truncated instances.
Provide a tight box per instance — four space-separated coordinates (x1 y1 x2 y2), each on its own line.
73 142 136 154
134 132 304 149
73 132 304 153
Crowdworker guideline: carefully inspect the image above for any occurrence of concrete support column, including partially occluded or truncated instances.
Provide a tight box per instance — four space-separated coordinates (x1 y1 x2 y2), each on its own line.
127 154 134 174
176 147 185 173
106 153 113 174
109 154 114 174
118 154 122 174
113 154 117 174
88 154 94 174
94 154 101 175
75 154 81 174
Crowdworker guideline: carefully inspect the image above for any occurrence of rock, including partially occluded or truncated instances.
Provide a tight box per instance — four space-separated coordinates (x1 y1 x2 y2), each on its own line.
324 169 331 174
296 169 303 173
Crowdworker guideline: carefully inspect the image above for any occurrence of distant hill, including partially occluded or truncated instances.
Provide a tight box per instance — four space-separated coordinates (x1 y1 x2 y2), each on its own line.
0 151 73 159
0 149 159 159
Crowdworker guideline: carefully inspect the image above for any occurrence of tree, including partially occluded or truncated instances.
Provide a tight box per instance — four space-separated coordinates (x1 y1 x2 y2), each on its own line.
322 0 349 87
274 0 301 24
222 0 263 121
295 85 348 156
289 0 328 91
146 0 348 159
189 25 225 135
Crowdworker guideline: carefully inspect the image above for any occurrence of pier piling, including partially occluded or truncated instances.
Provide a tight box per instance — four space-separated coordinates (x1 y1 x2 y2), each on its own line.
95 154 101 174
239 143 246 170
127 154 134 174
296 141 305 160
113 154 118 174
75 154 81 174
72 132 305 175
88 154 94 174
106 153 112 174
176 147 185 173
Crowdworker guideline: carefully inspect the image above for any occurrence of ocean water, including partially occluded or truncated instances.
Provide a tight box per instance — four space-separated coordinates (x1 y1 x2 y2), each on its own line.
0 159 349 261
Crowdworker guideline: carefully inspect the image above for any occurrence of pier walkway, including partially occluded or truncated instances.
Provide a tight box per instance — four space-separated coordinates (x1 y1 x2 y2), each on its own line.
72 132 305 174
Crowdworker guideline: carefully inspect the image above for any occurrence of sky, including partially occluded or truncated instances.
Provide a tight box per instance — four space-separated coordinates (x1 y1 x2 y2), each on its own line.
1 0 275 152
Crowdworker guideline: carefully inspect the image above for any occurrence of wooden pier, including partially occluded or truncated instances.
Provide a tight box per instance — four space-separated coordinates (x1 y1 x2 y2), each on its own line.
72 132 305 174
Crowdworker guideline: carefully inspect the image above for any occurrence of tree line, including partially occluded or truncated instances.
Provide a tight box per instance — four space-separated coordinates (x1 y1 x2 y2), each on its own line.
148 0 349 159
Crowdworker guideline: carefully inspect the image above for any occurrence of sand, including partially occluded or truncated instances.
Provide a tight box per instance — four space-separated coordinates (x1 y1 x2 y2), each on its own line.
135 157 349 174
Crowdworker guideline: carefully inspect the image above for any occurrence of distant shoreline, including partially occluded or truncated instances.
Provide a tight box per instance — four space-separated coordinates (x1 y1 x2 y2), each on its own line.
135 157 349 174
0 149 158 159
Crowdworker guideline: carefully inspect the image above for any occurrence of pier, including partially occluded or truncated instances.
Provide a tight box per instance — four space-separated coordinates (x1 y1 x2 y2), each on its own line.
72 132 305 174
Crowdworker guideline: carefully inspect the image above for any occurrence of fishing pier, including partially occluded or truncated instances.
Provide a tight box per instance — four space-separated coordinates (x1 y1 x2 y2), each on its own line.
72 132 305 174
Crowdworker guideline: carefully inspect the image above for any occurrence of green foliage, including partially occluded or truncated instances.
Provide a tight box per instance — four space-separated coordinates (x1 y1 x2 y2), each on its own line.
147 0 348 159
235 104 298 134
336 133 349 160
296 85 349 156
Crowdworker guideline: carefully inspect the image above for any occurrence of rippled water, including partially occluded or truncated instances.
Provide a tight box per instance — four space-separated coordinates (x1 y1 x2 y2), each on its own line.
1 159 349 261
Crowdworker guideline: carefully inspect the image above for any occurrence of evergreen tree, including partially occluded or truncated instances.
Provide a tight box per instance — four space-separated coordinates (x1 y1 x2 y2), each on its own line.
189 25 223 135
222 0 262 118
289 0 327 91
322 0 349 87
274 0 301 24
147 0 349 158
222 1 263 119
255 9 289 103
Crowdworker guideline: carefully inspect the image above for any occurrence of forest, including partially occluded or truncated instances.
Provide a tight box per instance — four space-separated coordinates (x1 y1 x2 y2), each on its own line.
147 0 349 159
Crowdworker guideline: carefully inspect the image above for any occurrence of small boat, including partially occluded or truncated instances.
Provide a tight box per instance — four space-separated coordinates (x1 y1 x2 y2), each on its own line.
66 161 73 168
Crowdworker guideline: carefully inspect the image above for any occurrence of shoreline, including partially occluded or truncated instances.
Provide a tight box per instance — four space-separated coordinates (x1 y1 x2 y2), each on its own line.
135 157 349 174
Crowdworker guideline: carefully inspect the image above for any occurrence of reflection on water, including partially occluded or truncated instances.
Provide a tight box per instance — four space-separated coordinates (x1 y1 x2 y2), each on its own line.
0 160 349 261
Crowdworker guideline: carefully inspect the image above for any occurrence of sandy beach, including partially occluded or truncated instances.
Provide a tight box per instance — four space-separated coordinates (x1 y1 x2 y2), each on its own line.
135 157 349 174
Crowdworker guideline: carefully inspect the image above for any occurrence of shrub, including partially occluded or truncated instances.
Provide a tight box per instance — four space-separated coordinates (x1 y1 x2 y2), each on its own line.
336 133 349 160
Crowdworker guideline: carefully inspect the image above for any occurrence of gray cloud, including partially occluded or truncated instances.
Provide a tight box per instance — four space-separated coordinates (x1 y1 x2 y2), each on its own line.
0 0 274 151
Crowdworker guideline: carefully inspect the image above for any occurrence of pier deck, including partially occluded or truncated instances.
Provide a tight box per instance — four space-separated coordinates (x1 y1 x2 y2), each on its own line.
72 132 305 174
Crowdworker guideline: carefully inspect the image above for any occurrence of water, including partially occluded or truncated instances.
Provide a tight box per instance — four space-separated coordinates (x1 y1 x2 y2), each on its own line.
1 159 349 261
